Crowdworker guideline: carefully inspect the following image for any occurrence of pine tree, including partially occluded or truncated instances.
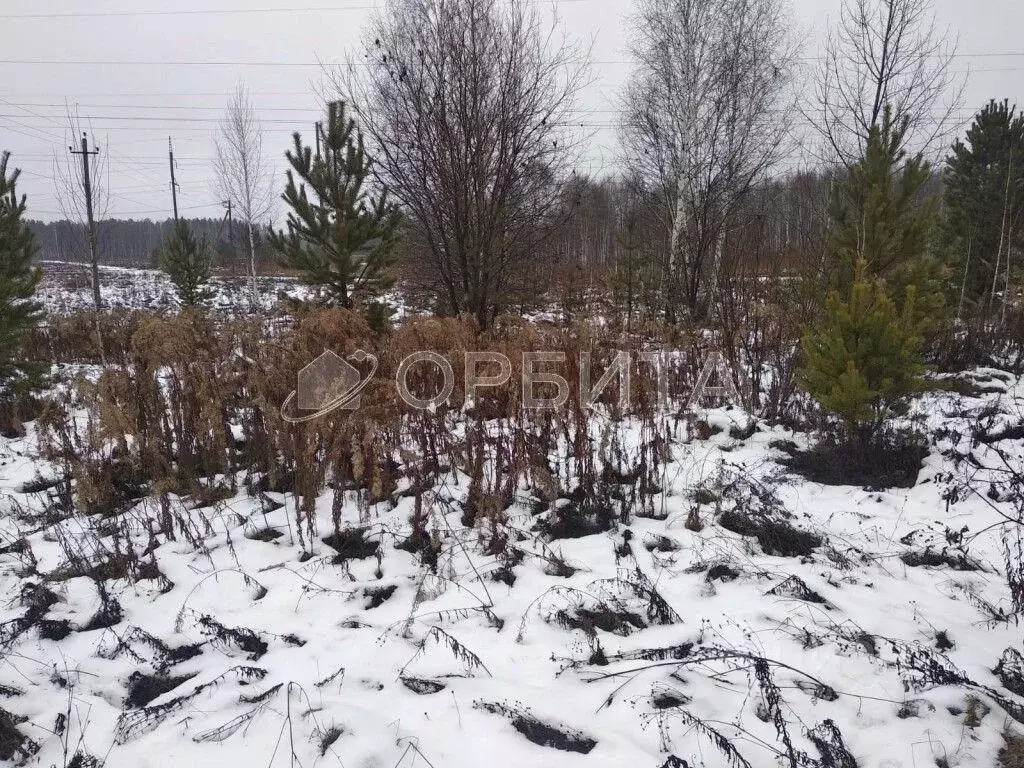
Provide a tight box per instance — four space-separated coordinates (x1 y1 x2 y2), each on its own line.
607 219 659 332
801 261 924 442
270 101 399 310
0 152 45 399
945 99 1024 315
160 220 215 307
829 107 945 329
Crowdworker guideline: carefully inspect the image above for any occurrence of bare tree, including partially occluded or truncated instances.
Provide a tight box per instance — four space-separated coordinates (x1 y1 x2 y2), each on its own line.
53 105 110 310
330 0 589 327
620 0 798 320
815 0 963 165
214 84 272 308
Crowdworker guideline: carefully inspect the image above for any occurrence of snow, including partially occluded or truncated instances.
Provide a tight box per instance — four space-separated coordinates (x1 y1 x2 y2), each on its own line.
2 280 1024 766
36 261 311 314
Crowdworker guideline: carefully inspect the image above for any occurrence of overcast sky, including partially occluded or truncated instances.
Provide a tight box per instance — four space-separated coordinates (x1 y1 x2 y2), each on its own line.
3 0 1023 223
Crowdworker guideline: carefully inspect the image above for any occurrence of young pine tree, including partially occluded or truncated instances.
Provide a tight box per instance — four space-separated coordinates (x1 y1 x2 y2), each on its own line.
607 218 658 333
829 107 945 330
0 153 45 432
161 220 215 307
801 260 925 444
271 101 399 312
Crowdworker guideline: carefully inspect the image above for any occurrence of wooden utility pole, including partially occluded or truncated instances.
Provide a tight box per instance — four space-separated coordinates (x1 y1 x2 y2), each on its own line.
168 137 180 221
223 199 233 241
69 131 101 310
314 121 323 206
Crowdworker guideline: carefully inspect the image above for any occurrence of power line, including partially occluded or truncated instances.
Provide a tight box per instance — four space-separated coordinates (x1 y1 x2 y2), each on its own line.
0 100 990 117
0 0 598 19
1 5 380 18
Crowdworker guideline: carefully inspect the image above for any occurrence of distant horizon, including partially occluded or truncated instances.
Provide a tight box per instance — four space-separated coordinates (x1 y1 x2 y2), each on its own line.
4 0 1022 222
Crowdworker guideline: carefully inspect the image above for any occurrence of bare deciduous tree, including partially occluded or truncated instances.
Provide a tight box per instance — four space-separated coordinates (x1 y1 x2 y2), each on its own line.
620 0 797 320
815 0 963 165
214 84 272 308
330 0 588 327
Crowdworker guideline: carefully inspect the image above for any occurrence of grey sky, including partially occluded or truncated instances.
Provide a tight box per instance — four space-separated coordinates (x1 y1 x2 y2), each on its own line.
2 0 1023 224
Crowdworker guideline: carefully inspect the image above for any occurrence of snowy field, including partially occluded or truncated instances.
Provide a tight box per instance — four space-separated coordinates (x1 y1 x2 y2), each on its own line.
0 360 1023 767
36 261 310 314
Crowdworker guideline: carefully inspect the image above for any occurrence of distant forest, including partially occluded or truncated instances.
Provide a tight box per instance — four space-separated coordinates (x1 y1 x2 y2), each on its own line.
25 217 273 271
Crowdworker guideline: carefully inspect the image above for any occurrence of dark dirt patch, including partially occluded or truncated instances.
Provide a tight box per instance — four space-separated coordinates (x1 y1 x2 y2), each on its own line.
999 729 1024 768
996 648 1024 698
253 470 295 494
79 587 123 632
651 689 691 709
537 497 615 540
475 701 597 754
643 534 680 553
779 432 927 489
323 527 380 562
0 707 37 762
766 575 828 605
401 676 446 694
363 584 397 609
196 615 267 660
705 563 740 583
39 619 72 641
246 527 283 542
729 420 758 441
719 509 821 557
896 699 933 719
901 548 981 571
19 475 60 494
555 606 647 636
974 422 1024 445
125 672 195 709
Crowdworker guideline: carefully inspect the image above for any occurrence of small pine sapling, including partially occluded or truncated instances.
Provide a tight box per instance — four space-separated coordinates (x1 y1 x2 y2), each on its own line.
271 100 399 315
801 260 925 445
160 220 216 307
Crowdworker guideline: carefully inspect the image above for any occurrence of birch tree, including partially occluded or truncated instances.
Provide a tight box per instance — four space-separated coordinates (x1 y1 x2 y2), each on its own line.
815 0 962 166
620 0 797 320
214 84 272 308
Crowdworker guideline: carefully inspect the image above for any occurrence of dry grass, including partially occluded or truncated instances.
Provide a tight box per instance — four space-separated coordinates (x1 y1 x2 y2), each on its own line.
1000 729 1024 768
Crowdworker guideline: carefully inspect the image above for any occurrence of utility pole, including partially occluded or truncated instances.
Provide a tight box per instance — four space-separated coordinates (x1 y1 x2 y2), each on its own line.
314 121 323 207
223 199 233 242
168 136 180 221
69 131 101 311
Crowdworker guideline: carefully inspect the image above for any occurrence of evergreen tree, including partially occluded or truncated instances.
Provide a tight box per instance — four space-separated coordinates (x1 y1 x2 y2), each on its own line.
801 261 925 442
945 99 1024 315
0 152 45 398
607 221 658 332
160 220 215 307
270 101 399 309
829 107 945 329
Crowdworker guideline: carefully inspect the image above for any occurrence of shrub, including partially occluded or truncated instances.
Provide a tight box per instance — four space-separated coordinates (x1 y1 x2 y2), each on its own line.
801 262 924 445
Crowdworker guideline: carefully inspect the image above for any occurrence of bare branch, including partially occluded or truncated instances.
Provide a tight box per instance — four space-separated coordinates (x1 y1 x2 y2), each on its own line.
813 0 964 165
326 0 590 326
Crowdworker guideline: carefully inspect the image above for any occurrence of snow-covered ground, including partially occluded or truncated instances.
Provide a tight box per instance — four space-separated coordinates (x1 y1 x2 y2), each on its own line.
1 366 1023 767
36 261 310 314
